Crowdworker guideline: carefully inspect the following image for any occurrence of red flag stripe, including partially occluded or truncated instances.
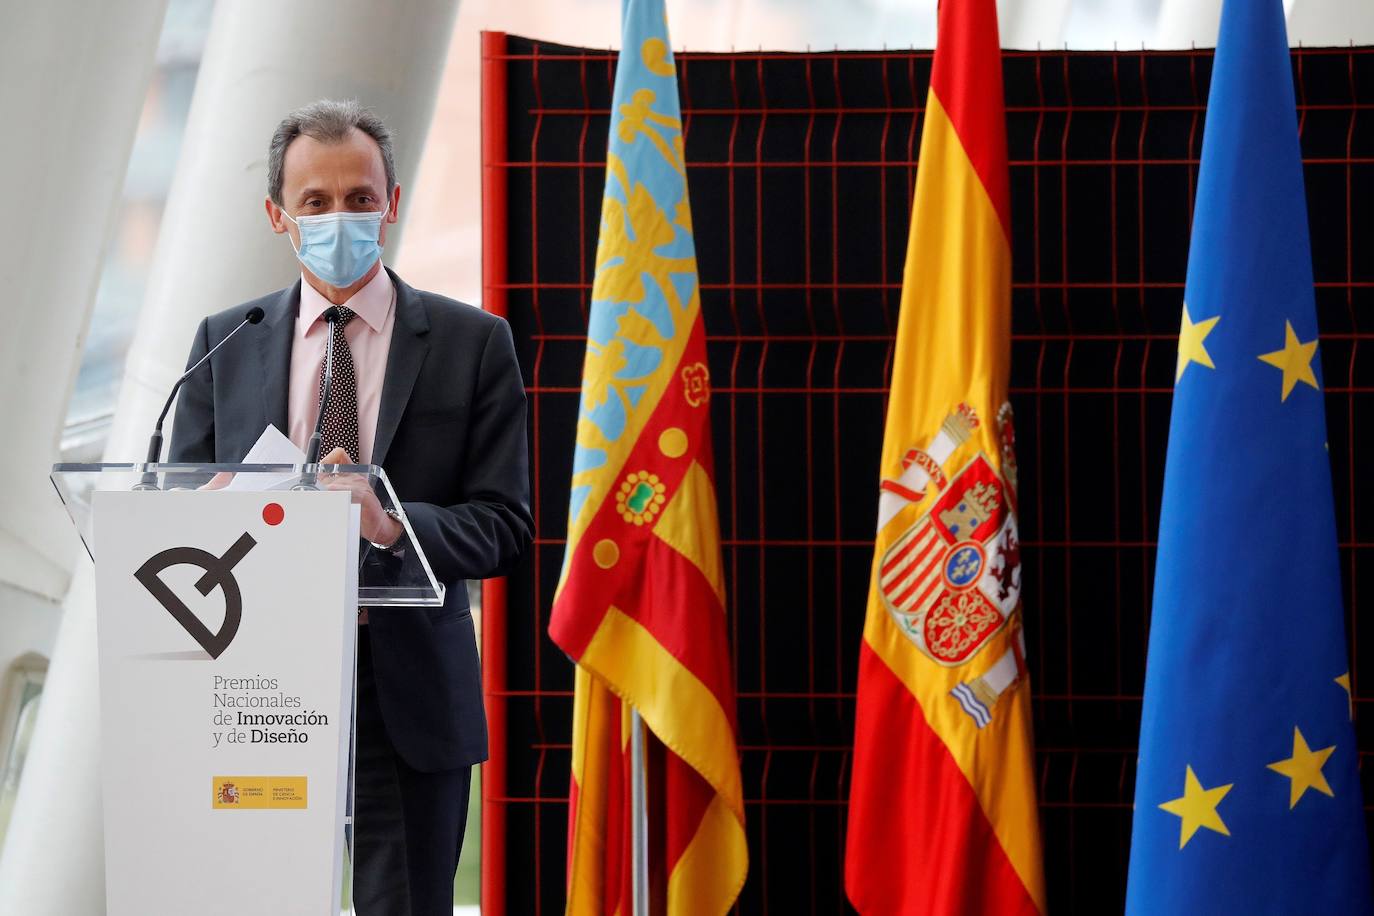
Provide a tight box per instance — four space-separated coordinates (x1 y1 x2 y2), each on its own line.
928 0 1011 239
620 541 734 724
664 752 715 871
845 643 1038 915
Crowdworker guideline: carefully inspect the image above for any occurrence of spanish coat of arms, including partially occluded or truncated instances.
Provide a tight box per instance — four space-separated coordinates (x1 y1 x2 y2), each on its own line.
877 403 1025 726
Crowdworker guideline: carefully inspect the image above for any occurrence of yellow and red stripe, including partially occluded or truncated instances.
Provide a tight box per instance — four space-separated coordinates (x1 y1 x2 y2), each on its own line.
845 1 1045 913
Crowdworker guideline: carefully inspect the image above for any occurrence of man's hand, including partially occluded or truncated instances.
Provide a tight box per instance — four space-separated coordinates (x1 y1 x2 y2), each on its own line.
320 447 403 546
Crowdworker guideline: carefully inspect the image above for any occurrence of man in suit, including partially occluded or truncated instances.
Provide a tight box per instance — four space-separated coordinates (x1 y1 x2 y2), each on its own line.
169 99 531 915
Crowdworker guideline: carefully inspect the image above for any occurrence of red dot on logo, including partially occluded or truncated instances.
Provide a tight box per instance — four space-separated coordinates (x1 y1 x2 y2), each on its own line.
262 503 285 526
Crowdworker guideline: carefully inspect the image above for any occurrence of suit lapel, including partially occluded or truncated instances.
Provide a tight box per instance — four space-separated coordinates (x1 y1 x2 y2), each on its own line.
371 268 430 467
257 281 299 436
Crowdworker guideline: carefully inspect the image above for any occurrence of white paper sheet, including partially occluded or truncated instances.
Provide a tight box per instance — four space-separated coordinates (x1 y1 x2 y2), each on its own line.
222 424 307 491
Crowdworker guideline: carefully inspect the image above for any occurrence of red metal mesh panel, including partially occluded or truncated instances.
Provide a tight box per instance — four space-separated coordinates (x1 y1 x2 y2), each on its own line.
481 35 1374 914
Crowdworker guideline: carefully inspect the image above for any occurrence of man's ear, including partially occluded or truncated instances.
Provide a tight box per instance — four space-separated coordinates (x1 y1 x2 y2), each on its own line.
379 185 401 247
265 196 288 234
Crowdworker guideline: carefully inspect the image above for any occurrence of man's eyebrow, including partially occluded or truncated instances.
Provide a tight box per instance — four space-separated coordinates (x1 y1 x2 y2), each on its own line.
294 184 381 203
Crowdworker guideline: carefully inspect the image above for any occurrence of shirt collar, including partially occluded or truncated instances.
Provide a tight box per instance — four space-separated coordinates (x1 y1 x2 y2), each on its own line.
297 263 393 336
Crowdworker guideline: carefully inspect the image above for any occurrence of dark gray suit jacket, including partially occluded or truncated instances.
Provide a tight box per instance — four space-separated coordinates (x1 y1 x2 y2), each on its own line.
169 267 532 772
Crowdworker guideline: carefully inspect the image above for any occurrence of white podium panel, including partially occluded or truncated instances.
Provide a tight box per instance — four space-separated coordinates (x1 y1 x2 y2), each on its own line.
91 490 359 916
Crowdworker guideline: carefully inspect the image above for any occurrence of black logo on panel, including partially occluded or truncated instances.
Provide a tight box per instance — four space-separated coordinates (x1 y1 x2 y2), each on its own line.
133 532 257 659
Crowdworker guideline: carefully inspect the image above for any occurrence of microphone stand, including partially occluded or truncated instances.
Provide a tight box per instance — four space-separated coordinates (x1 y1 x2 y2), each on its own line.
134 307 264 490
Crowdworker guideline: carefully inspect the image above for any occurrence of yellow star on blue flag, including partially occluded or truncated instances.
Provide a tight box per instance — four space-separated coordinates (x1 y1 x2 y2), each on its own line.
1257 320 1319 401
1266 727 1335 809
1176 303 1220 382
1158 765 1233 849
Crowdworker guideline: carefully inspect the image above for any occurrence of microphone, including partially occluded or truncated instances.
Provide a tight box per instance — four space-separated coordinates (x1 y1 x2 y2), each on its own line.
134 307 265 490
302 306 343 468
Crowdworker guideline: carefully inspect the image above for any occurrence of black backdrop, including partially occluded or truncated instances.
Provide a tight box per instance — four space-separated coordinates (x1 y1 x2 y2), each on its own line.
487 36 1374 913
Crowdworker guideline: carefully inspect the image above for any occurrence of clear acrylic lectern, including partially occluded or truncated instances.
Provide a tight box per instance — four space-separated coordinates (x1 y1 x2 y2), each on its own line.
50 462 441 916
52 462 444 606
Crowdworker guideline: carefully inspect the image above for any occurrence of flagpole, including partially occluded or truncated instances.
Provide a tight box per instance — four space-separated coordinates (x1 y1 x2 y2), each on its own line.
630 707 649 916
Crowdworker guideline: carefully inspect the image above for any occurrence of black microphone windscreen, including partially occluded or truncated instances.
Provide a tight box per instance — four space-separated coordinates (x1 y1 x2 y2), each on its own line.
246 306 266 324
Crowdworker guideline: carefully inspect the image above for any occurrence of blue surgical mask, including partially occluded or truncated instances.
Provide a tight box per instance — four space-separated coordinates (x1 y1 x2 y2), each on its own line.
284 202 389 288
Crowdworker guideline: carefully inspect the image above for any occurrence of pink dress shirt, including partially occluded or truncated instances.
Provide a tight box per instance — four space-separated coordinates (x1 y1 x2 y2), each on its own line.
287 265 397 465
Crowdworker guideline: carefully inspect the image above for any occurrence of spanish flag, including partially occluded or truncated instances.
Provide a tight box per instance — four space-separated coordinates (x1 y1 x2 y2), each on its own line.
844 1 1045 913
548 0 747 912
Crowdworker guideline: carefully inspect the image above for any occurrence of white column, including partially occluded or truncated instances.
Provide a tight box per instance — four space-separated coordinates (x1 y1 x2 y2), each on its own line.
0 2 460 913
0 574 102 915
1288 0 1374 46
997 0 1073 51
0 0 169 605
0 4 167 904
1154 0 1225 48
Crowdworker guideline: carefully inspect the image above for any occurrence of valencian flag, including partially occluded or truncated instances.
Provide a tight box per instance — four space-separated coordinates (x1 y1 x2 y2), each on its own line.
843 0 1045 913
1125 0 1373 911
547 0 748 912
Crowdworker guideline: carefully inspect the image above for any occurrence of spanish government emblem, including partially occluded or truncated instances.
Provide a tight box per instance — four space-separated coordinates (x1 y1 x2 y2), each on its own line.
878 403 1026 728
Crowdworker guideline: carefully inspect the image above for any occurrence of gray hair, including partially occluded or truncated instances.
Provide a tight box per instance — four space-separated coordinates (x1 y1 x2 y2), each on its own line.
267 99 396 206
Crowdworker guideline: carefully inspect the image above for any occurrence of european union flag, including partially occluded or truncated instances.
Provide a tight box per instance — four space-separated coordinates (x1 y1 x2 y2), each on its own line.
1125 1 1373 911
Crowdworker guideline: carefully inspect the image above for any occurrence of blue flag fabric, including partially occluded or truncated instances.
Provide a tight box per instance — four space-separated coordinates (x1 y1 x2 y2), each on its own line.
1125 1 1373 912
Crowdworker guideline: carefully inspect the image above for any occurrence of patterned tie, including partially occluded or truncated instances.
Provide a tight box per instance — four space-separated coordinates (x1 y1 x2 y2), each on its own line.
317 306 360 462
